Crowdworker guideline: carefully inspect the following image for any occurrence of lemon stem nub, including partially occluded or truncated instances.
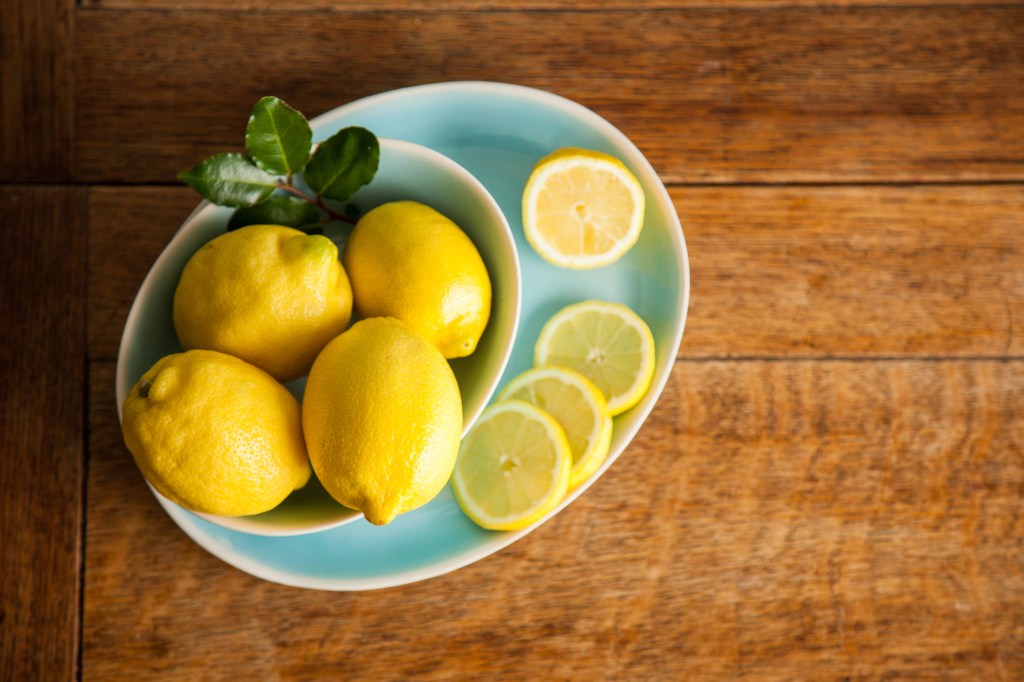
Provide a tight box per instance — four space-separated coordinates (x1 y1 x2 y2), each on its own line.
138 380 152 399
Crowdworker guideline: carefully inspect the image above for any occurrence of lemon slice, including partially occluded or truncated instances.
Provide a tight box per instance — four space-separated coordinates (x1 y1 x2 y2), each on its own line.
534 300 656 416
499 367 612 489
452 400 572 531
522 147 645 269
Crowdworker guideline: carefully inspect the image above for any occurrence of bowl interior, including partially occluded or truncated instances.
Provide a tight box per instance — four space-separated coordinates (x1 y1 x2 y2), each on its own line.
116 137 521 536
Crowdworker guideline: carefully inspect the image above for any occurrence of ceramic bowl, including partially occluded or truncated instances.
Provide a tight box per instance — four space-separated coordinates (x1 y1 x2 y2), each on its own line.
115 137 521 536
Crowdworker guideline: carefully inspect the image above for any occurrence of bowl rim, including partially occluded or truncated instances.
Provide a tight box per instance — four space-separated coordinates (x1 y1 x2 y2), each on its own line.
116 136 522 537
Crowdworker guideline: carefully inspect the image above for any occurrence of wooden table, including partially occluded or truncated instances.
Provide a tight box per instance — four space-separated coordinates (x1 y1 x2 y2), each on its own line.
3 1 1023 679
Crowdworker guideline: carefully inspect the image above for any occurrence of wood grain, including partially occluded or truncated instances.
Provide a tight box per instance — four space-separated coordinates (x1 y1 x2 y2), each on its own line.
682 185 1024 358
74 7 1024 184
78 0 1024 9
86 187 198 360
86 184 1024 362
0 187 86 681
0 0 75 181
13 1 1020 678
84 359 1024 680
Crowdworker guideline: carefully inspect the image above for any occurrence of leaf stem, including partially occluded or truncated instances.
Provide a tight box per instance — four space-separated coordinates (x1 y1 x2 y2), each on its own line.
276 182 355 225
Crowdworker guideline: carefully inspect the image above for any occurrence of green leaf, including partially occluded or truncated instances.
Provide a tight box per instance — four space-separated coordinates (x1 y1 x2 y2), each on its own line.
304 127 379 202
227 195 324 231
178 153 277 208
245 96 312 176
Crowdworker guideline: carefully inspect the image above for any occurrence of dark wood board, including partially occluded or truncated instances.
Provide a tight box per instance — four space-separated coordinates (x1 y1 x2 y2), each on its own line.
74 7 1024 184
80 0 1024 9
86 185 1024 362
0 0 76 181
3 0 1022 677
84 359 1024 680
0 187 87 681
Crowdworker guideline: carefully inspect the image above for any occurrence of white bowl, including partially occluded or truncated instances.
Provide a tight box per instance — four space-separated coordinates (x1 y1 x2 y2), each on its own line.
116 138 521 536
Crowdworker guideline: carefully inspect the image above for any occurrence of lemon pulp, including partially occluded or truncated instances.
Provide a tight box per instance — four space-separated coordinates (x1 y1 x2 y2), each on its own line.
522 148 645 269
499 366 612 489
452 400 572 531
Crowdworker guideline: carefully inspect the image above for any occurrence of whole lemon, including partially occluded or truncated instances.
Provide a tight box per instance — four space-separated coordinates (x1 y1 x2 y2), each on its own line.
173 224 352 382
121 349 311 516
343 201 491 359
302 317 462 525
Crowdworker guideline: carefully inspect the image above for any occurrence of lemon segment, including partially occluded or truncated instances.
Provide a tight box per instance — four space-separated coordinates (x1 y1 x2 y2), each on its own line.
534 300 656 416
522 147 645 269
452 400 572 531
121 349 311 517
499 367 612 489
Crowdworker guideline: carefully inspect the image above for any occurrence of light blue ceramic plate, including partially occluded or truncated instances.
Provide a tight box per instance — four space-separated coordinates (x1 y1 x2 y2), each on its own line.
153 82 689 590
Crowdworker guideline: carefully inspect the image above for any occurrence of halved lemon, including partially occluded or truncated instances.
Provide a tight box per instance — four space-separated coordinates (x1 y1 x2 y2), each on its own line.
521 148 645 269
452 400 572 531
499 367 612 489
534 300 656 416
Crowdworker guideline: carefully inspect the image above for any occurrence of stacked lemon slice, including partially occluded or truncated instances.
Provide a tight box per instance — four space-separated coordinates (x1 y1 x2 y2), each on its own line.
453 300 655 531
454 147 657 532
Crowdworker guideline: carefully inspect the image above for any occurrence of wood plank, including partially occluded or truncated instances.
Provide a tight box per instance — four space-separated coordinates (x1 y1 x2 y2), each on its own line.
84 359 1024 679
74 7 1024 184
0 0 75 181
86 187 197 360
78 0 1024 9
0 187 86 681
87 184 1024 361
682 185 1024 358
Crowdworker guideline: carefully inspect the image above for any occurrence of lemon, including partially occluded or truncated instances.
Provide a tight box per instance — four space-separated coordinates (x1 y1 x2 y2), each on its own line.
302 317 463 525
343 201 491 359
499 367 612 489
452 400 572 531
121 349 311 516
521 147 645 269
534 300 656 416
173 224 352 382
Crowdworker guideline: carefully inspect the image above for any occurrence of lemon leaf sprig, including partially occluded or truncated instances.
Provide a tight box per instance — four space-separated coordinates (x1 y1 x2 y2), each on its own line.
178 96 379 232
245 96 312 177
177 153 277 208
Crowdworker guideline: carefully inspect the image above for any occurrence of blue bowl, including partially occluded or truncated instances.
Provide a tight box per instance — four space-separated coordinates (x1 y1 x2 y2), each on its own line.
116 138 521 536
